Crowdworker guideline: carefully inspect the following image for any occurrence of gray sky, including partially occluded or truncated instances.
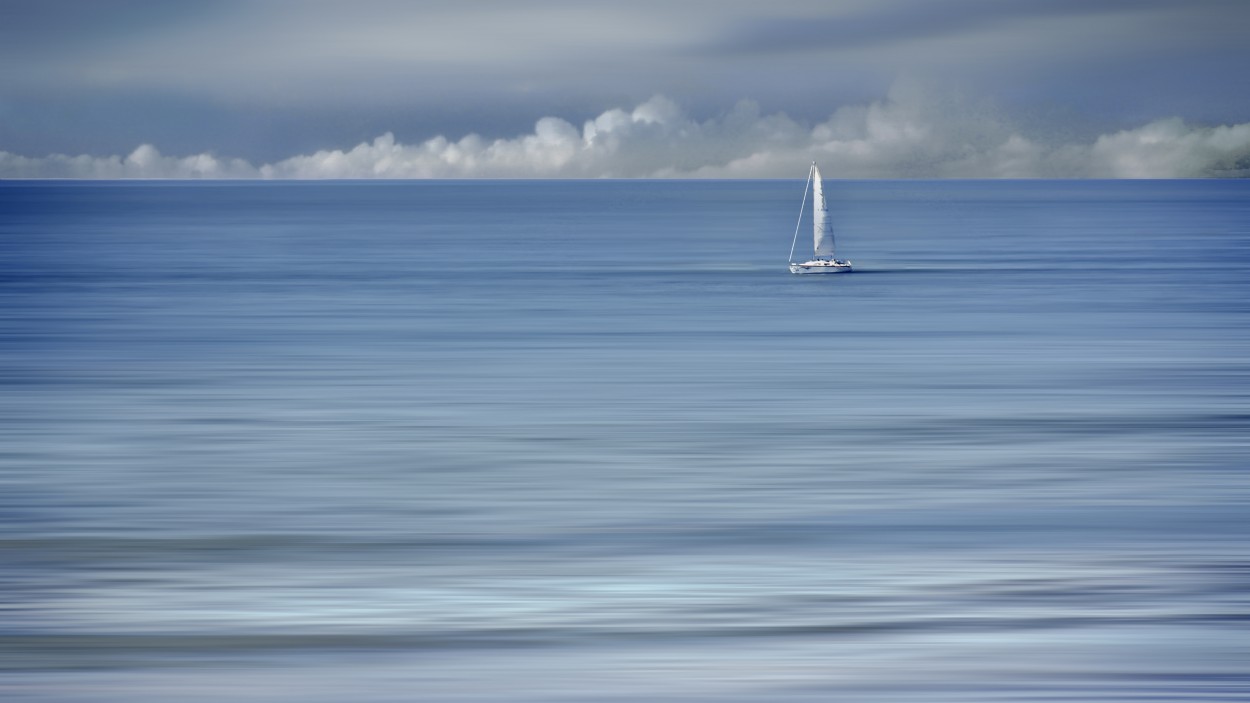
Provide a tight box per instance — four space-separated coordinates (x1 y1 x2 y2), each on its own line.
2 0 1249 177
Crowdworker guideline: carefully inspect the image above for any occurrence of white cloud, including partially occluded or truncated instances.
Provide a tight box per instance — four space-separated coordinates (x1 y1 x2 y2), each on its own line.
0 143 258 179
4 92 1249 179
1084 118 1250 178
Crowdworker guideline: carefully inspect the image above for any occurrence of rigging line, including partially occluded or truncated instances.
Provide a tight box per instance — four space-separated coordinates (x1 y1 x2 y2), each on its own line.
788 163 814 264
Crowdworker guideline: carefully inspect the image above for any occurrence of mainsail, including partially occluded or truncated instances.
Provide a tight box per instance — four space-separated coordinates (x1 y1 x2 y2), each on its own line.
812 166 835 258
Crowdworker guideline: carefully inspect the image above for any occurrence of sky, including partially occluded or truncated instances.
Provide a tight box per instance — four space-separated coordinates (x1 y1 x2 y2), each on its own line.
2 0 1249 178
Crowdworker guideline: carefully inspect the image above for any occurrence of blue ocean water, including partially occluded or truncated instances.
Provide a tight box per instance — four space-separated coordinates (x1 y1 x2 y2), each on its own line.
2 179 1249 701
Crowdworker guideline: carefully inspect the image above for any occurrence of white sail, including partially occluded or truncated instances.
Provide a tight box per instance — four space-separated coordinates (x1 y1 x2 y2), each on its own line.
812 166 835 258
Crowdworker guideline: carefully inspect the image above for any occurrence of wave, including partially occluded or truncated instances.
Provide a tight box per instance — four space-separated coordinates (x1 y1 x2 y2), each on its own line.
10 612 1249 671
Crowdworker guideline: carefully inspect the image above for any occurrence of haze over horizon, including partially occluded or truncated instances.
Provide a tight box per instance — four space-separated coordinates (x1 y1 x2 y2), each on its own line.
3 0 1249 178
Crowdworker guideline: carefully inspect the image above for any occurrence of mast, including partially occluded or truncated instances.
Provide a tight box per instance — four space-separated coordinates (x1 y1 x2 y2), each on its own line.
812 165 835 258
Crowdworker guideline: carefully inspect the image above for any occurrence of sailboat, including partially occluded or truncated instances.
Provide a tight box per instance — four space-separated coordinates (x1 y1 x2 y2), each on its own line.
788 163 852 274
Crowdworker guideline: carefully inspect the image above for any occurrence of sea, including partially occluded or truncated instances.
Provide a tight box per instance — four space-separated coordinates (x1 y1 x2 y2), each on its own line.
2 179 1248 702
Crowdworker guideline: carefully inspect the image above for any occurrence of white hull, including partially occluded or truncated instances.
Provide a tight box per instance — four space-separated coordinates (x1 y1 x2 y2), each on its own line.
789 259 852 274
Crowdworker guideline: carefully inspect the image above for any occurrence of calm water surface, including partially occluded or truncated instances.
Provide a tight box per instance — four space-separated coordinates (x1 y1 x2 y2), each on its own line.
2 179 1249 701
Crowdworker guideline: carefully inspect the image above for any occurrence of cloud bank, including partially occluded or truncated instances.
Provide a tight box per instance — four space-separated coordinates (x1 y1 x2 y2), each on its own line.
3 91 1248 179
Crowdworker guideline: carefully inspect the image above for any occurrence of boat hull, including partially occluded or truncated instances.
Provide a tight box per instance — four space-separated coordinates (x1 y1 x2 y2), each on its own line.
789 260 852 274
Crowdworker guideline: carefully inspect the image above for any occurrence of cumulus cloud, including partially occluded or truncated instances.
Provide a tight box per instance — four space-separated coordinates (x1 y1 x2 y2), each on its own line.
0 143 258 179
4 91 1249 179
